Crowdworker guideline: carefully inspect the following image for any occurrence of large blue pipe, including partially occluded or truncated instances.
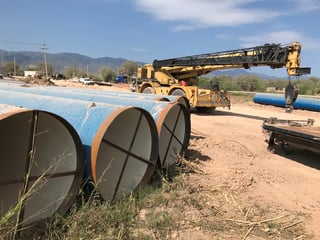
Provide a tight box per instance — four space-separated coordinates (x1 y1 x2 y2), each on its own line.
0 105 84 228
0 90 159 201
2 83 190 111
253 93 320 112
71 87 191 111
0 84 191 169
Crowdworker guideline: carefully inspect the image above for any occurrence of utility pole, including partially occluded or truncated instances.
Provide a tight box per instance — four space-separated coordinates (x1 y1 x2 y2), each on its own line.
86 64 89 77
13 56 16 76
41 43 48 80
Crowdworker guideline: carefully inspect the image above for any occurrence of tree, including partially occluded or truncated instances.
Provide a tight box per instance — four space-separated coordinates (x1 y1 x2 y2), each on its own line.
211 75 235 91
118 61 139 76
64 66 86 79
0 62 20 76
295 77 320 95
100 67 116 82
36 62 54 77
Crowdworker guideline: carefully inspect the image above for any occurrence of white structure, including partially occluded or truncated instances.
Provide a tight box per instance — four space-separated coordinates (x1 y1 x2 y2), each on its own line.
24 70 37 77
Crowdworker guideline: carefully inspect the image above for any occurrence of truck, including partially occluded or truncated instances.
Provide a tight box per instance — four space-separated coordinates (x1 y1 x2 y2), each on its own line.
134 41 311 112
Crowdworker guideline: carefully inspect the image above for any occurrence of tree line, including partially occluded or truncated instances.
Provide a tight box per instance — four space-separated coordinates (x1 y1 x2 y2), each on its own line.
199 75 320 95
0 60 139 82
1 60 319 95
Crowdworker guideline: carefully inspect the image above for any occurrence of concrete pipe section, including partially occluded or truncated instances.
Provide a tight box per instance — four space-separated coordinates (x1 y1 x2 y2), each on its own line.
0 91 159 201
0 86 191 169
0 104 84 229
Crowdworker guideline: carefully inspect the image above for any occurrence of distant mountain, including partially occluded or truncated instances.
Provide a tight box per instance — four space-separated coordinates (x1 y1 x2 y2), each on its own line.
206 69 283 80
0 49 284 79
0 49 145 74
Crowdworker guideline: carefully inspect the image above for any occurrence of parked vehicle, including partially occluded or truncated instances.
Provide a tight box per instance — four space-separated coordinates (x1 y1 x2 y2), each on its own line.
79 77 95 85
51 73 65 80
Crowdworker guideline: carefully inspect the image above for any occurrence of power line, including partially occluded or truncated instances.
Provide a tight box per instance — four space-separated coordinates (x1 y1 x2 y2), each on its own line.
0 40 43 46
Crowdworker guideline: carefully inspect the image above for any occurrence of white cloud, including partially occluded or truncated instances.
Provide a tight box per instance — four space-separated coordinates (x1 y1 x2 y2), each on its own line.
134 0 284 30
240 31 320 51
134 0 320 31
288 0 320 12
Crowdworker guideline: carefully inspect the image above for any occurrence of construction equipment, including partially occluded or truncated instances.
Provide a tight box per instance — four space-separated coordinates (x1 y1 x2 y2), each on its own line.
262 117 320 155
134 42 311 112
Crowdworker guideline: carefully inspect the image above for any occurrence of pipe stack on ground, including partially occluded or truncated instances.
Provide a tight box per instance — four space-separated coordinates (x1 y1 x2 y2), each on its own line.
253 93 320 112
39 85 191 111
0 104 84 228
0 91 159 201
0 84 191 169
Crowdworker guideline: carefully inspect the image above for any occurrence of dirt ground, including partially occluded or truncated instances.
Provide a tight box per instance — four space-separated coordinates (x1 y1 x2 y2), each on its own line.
53 81 320 239
187 100 320 239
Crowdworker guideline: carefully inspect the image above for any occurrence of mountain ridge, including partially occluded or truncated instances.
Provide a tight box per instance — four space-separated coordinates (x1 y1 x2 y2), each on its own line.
0 49 283 79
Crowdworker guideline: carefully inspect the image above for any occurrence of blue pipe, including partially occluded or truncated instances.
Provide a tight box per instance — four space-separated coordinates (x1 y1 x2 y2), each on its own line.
0 90 159 201
1 83 190 111
0 106 84 227
0 84 191 169
253 93 320 112
56 84 185 101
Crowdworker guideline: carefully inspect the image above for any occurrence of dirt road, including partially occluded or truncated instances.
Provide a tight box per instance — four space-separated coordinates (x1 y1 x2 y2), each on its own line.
188 100 320 239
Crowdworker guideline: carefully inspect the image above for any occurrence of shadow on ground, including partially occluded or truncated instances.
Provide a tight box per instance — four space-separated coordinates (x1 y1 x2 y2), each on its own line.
193 109 269 121
270 144 320 170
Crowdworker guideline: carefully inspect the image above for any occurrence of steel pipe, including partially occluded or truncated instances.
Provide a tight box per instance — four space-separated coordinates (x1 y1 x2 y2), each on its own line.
0 85 191 168
0 91 159 201
253 93 320 112
0 83 190 111
59 85 190 109
0 104 84 229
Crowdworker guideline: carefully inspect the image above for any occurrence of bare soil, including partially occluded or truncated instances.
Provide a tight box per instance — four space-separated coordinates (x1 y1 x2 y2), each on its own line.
54 81 320 239
186 100 320 239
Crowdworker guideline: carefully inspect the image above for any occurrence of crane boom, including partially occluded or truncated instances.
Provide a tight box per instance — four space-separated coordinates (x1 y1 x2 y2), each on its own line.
152 42 310 77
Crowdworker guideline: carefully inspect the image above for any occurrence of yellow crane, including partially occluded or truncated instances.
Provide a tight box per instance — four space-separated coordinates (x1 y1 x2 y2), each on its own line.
134 41 311 112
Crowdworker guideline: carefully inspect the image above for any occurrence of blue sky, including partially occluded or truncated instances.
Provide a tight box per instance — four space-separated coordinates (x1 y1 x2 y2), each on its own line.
1 0 319 77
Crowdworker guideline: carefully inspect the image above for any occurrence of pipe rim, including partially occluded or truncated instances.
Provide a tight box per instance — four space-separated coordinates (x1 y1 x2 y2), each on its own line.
0 109 84 228
90 106 158 201
156 102 191 168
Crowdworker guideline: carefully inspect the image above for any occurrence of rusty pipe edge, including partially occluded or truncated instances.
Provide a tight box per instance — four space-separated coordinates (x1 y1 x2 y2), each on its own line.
155 102 191 169
90 107 159 201
0 106 84 230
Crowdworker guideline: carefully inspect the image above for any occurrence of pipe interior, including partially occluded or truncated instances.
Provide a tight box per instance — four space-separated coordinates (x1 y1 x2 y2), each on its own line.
159 104 188 168
94 108 157 201
0 110 83 226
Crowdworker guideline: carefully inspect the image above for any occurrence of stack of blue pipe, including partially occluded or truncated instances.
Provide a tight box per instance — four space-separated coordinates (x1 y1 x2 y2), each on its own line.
0 82 192 230
0 83 190 200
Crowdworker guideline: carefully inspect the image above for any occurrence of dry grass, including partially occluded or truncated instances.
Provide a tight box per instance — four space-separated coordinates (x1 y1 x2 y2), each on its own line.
42 154 310 240
1 148 311 240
